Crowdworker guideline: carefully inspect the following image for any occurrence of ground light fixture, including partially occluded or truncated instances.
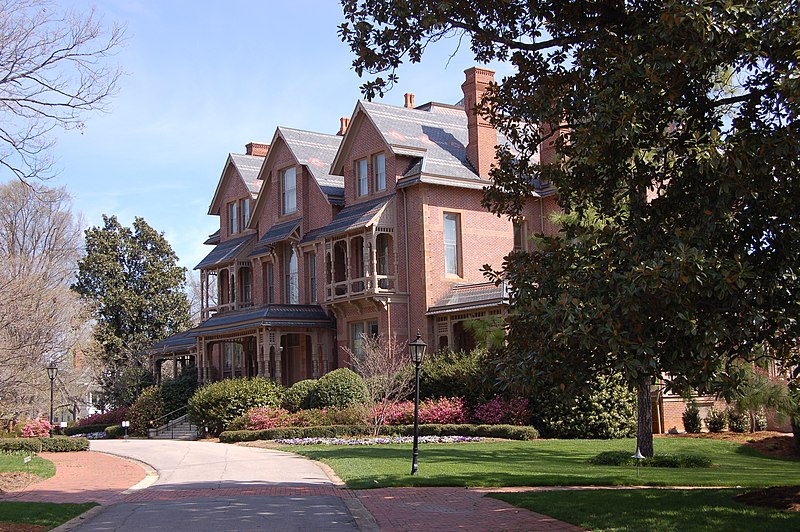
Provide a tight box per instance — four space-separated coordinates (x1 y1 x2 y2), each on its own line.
408 332 427 475
46 361 58 435
631 447 645 477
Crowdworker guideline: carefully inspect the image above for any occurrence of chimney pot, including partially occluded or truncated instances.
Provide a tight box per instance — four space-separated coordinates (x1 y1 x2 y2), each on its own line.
245 142 270 157
338 117 350 136
404 93 415 108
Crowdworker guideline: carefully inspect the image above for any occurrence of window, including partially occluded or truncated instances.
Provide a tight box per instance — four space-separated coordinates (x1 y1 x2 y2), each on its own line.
443 212 461 276
228 202 238 234
281 167 297 214
266 262 275 304
350 320 378 359
513 220 526 252
373 153 386 191
240 267 252 304
356 158 368 196
285 246 299 304
241 199 251 229
307 252 317 303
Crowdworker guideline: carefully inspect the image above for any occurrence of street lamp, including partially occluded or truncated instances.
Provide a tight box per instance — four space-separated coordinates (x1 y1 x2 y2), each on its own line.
408 332 427 475
46 361 58 435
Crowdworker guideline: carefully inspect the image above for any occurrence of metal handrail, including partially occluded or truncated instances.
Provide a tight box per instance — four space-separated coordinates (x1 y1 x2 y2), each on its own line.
149 405 188 428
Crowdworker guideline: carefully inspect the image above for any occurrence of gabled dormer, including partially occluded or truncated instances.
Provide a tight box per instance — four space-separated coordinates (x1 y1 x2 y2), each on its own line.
208 142 267 240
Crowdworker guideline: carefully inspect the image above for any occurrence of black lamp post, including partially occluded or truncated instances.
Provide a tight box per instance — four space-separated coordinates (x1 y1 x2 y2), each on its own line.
408 332 427 475
46 361 58 434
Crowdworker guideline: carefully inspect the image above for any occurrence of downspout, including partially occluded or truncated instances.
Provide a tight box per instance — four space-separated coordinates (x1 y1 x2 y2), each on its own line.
403 187 411 339
539 197 545 234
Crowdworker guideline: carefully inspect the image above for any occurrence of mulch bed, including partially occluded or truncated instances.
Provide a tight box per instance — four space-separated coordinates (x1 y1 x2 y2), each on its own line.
0 524 47 532
0 472 42 494
735 486 800 512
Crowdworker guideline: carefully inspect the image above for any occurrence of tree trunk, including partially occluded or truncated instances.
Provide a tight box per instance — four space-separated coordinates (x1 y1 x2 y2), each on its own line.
636 375 654 457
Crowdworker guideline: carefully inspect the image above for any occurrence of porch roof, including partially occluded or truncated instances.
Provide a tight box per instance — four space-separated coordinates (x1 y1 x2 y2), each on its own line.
426 281 509 316
146 331 196 355
189 304 334 337
248 219 300 258
301 194 393 243
194 234 255 270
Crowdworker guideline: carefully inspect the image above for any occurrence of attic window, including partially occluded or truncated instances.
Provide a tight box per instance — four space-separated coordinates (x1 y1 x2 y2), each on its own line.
356 158 368 197
281 167 297 215
373 153 386 191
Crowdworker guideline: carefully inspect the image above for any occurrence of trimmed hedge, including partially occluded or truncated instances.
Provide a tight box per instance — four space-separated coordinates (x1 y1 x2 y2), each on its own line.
310 369 368 409
0 436 89 453
219 423 539 443
589 450 712 468
105 425 125 439
63 423 108 436
188 377 284 435
283 379 318 412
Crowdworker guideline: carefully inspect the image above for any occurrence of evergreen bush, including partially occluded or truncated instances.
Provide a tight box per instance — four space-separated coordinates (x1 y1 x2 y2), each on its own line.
589 450 712 468
705 406 728 433
105 425 125 439
76 407 129 427
129 385 163 436
188 377 284 435
727 406 747 433
682 402 702 433
160 366 199 415
310 369 368 409
39 436 89 452
0 438 42 454
530 372 636 439
283 379 318 412
419 348 496 404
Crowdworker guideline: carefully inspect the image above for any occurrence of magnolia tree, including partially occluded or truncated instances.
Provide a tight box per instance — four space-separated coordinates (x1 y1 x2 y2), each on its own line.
341 0 800 456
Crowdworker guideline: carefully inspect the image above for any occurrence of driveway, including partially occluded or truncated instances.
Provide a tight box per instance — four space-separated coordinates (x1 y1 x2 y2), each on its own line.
64 440 365 531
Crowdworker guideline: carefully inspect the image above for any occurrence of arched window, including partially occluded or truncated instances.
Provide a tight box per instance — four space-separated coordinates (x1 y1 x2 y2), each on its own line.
285 246 299 304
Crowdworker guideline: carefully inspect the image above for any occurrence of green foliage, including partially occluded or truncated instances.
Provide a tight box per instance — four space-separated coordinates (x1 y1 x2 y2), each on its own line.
38 437 89 452
0 502 98 529
104 425 124 439
129 385 163 436
63 424 108 436
282 379 318 412
727 407 747 433
419 349 496 405
73 215 191 408
310 368 368 409
188 377 284 435
340 0 800 459
705 406 728 433
0 438 42 454
218 423 538 443
530 372 636 439
160 365 198 415
682 402 702 433
109 365 155 408
589 451 712 468
461 316 506 351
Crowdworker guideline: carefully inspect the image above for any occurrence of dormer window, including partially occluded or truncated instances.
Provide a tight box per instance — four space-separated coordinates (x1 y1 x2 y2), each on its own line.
281 167 297 214
241 198 251 228
228 202 239 234
356 158 368 196
373 153 386 191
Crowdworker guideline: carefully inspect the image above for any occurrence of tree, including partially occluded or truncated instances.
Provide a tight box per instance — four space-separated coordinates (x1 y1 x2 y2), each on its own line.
0 0 123 181
346 335 413 434
340 1 800 456
73 215 191 407
0 180 86 418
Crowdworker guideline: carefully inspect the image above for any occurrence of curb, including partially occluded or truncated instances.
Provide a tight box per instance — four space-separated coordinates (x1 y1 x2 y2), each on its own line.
50 504 106 532
308 457 380 532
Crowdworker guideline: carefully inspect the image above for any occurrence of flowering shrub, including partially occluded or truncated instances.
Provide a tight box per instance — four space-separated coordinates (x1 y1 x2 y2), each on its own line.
77 407 130 427
21 418 52 437
377 397 468 425
244 407 294 430
473 396 529 426
275 435 481 445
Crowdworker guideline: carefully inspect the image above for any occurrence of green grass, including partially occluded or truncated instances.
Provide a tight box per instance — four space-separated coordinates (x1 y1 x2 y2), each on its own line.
0 502 97 529
489 489 800 532
0 453 55 479
282 438 800 489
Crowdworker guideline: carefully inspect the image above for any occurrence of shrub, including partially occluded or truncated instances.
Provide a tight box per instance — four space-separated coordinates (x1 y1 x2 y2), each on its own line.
63 423 109 436
20 419 52 438
283 379 318 412
160 366 199 415
727 407 747 433
589 450 712 468
419 348 496 404
310 369 368 409
682 402 702 433
531 372 636 439
129 385 163 436
39 436 89 452
243 407 294 430
754 408 768 431
76 407 130 427
705 406 727 433
377 397 469 425
188 377 284 435
473 396 530 425
0 438 42 454
105 425 125 439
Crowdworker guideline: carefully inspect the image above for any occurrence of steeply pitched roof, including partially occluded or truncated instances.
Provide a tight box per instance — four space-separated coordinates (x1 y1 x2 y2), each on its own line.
194 234 255 270
190 304 334 336
230 154 264 195
278 127 344 202
426 281 509 315
301 195 393 243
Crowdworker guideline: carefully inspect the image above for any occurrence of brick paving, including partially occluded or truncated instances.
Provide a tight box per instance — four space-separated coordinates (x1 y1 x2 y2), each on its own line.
1 450 584 531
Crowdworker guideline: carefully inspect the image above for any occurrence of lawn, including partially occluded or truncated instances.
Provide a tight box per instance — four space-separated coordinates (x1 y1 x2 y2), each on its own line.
0 502 97 529
0 453 55 479
489 489 800 532
282 437 800 489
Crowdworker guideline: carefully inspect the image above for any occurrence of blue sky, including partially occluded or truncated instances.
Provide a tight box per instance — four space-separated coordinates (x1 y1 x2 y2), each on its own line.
41 1 508 274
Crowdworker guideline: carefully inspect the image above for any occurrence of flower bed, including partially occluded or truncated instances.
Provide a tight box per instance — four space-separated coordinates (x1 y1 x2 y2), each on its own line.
275 435 482 445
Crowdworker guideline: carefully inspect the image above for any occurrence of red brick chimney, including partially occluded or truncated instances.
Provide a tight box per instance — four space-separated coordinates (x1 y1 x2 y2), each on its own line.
338 117 350 136
245 142 269 157
404 93 415 108
461 67 496 179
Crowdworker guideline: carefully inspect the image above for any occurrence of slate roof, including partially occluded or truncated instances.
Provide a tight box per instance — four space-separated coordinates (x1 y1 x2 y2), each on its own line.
147 331 196 354
194 234 255 270
426 281 509 315
204 230 221 245
190 305 334 336
247 219 300 258
230 153 264 195
301 195 393 243
279 127 344 202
